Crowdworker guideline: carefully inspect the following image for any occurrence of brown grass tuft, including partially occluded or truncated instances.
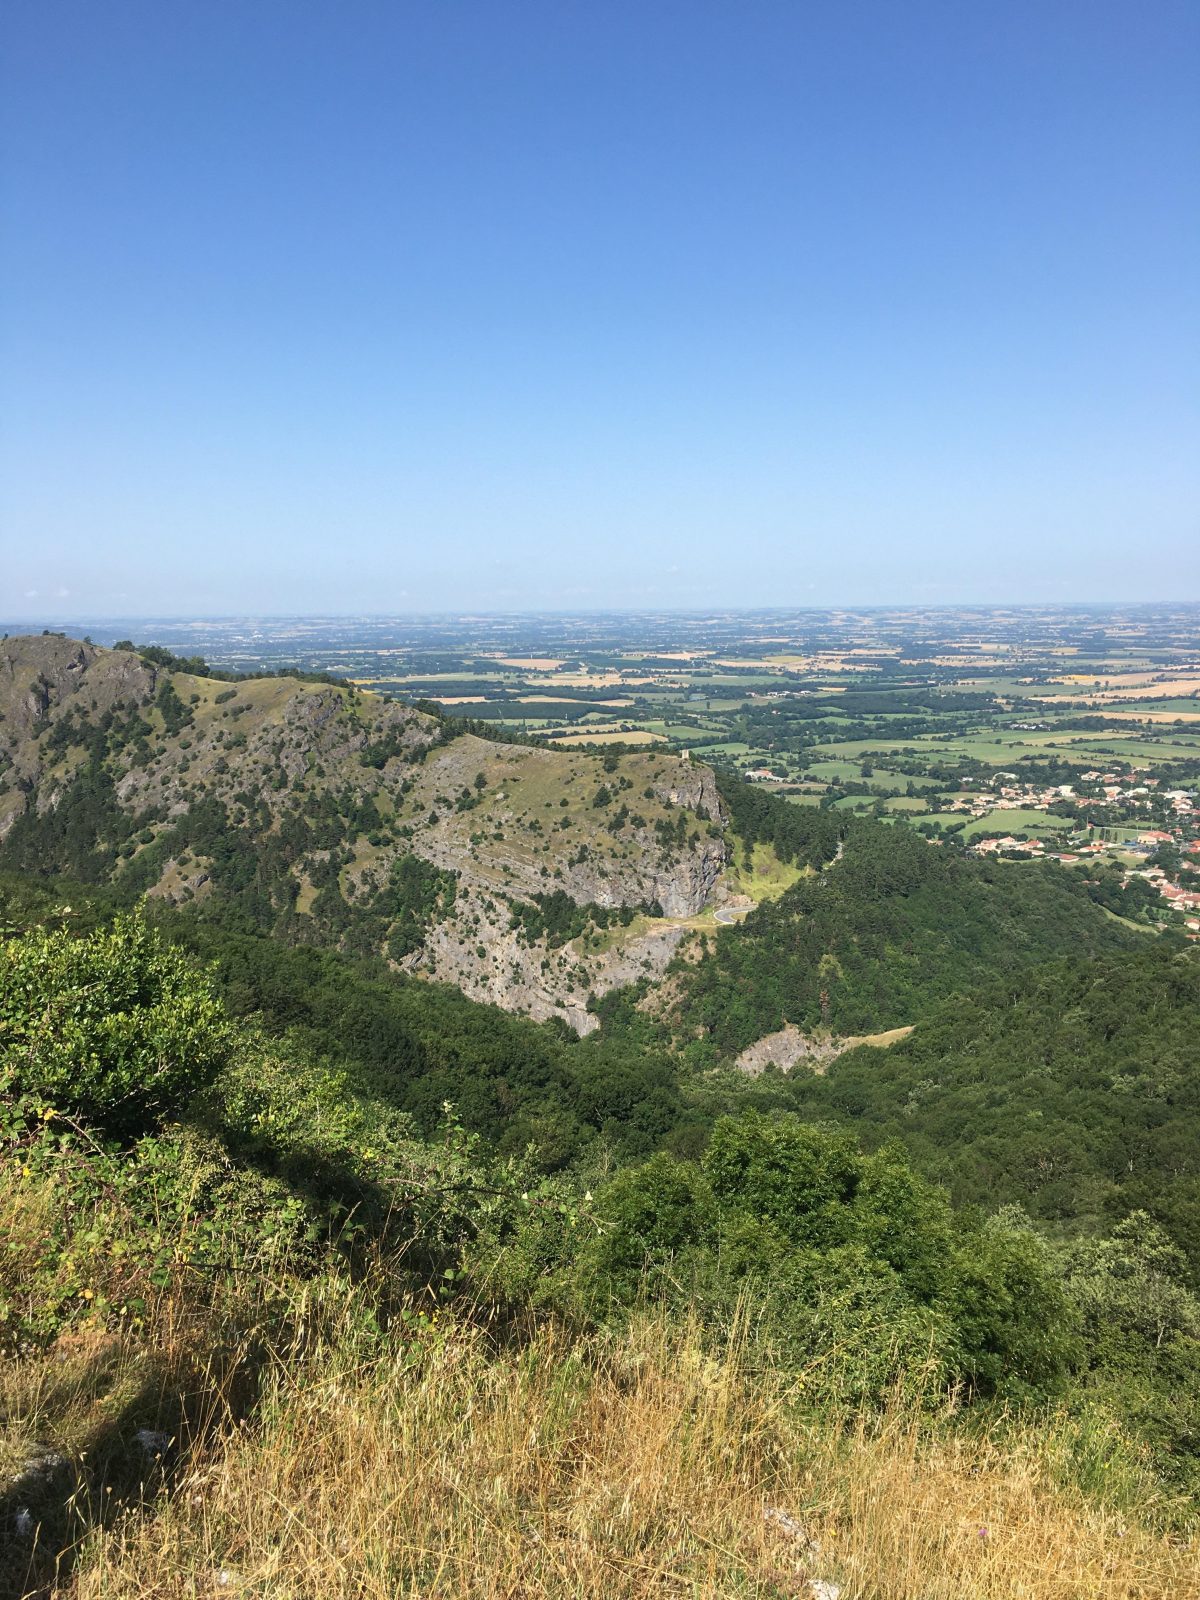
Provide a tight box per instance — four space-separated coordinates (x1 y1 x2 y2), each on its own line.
55 1308 1196 1600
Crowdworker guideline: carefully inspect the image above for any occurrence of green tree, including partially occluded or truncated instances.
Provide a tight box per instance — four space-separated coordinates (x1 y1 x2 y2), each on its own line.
581 1153 716 1304
0 912 234 1135
946 1207 1078 1396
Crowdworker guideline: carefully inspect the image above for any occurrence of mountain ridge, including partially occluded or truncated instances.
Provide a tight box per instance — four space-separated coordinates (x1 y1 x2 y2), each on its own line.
0 633 731 1029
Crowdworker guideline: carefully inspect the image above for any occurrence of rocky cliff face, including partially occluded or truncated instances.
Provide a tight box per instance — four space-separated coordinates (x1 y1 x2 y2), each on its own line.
732 1021 915 1077
733 1024 845 1077
407 739 726 921
0 635 732 1030
399 881 691 1035
0 634 156 759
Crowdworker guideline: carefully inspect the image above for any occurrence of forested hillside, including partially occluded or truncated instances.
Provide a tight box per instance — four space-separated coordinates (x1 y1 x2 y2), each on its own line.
616 816 1145 1058
801 946 1200 1272
0 872 684 1173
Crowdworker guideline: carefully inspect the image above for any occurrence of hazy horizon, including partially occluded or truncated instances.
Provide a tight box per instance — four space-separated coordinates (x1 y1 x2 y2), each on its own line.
8 599 1200 639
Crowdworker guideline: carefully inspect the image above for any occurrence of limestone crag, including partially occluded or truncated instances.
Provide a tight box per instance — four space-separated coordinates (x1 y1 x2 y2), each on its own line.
733 1020 913 1076
0 635 157 762
400 881 691 1033
733 1024 847 1077
0 636 734 1030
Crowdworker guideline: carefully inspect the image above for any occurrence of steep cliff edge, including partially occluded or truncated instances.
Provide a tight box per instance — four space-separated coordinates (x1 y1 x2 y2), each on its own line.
0 635 730 1028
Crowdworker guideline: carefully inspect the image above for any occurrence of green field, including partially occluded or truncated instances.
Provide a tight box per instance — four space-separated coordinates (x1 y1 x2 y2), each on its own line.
958 809 1074 839
804 759 938 791
807 726 1200 768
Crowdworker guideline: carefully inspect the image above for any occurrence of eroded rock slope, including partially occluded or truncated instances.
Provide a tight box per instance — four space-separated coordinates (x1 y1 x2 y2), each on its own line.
0 635 730 1028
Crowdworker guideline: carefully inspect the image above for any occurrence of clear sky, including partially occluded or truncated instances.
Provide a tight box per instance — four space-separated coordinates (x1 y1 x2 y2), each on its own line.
2 1 1197 618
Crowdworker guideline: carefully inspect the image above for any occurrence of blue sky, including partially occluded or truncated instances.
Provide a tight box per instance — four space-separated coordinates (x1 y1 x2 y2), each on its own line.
2 1 1197 617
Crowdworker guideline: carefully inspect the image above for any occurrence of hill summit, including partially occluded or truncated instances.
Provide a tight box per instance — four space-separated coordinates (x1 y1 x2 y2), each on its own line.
0 634 730 1029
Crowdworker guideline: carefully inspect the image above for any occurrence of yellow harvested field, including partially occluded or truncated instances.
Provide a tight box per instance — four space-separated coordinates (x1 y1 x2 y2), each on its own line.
927 655 1014 667
714 655 807 669
1085 708 1200 725
431 695 489 704
621 649 702 660
517 695 633 706
550 671 666 689
1036 672 1200 704
1048 672 1200 698
489 656 568 670
1095 675 1200 700
549 728 665 746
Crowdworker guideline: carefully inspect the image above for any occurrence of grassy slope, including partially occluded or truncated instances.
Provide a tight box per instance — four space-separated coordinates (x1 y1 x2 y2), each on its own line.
7 1286 1194 1599
718 837 810 904
6 1251 1197 1600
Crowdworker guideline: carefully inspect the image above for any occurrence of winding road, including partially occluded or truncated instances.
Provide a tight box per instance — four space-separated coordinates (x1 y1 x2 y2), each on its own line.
710 837 845 926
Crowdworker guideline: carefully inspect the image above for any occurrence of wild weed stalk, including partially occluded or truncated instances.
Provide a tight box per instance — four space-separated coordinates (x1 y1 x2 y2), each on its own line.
46 1289 1198 1599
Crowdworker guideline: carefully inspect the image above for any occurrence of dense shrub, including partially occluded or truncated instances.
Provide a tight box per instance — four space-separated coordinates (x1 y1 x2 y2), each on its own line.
0 912 233 1135
484 1109 1079 1405
2 883 1198 1500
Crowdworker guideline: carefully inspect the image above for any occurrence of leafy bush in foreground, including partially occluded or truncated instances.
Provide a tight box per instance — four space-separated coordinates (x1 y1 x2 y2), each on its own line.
479 1111 1078 1406
0 913 233 1136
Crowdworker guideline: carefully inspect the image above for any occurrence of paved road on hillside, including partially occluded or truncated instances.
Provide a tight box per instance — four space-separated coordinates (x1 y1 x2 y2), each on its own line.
711 837 846 926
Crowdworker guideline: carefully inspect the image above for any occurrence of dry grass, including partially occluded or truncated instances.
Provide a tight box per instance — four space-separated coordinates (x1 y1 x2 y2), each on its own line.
841 1026 915 1050
5 1164 1193 1598
52 1308 1196 1600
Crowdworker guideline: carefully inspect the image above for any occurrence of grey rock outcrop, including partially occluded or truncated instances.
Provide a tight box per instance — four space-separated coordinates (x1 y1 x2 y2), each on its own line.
734 1024 846 1077
0 636 736 1031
